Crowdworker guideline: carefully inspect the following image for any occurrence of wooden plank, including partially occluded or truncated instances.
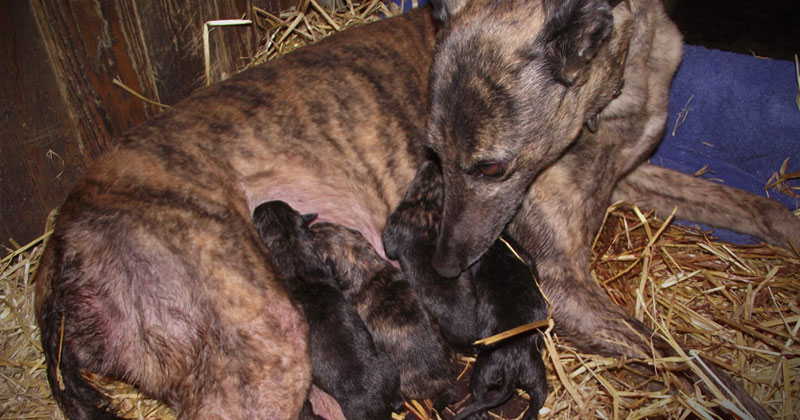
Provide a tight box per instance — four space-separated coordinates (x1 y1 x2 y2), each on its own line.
0 1 85 247
133 0 259 102
30 0 162 159
258 0 300 15
2 0 297 247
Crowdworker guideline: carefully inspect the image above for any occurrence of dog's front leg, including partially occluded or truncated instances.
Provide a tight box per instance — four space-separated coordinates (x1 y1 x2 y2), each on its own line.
510 156 775 420
509 153 662 358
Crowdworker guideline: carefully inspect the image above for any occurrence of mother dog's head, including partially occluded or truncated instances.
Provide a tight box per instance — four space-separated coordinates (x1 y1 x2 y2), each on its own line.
426 0 633 277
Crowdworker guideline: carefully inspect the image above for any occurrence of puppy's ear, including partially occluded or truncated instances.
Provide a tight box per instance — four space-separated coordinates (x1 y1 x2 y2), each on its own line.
324 257 338 276
300 213 318 226
540 0 617 85
381 218 403 261
430 0 470 21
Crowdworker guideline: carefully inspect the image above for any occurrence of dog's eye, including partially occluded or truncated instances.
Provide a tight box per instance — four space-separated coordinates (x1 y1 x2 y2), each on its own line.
478 162 507 177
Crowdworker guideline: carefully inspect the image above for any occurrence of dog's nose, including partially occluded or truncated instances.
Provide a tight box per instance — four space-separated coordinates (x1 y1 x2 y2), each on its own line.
431 252 462 278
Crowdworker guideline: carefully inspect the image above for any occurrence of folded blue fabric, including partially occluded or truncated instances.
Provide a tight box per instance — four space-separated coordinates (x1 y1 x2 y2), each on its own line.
652 45 800 243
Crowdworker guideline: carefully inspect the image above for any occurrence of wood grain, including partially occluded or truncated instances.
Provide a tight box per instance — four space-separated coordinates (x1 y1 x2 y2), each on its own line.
2 0 283 246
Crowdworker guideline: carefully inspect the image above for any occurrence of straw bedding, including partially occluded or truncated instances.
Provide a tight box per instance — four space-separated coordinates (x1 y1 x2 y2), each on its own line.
2 1 798 419
2 208 798 419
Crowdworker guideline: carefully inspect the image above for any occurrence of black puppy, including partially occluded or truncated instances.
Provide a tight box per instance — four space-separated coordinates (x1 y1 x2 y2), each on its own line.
309 221 456 405
454 234 549 420
383 161 548 420
383 160 479 350
252 201 399 420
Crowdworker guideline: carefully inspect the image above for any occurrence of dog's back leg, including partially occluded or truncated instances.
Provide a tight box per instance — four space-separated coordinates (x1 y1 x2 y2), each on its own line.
614 162 800 249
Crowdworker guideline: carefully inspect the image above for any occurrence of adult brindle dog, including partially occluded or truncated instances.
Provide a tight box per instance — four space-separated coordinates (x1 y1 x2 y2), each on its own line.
428 0 797 418
34 0 797 419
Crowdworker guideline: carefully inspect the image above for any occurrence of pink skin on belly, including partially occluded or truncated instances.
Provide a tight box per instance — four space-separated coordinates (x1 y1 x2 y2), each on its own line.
250 182 400 268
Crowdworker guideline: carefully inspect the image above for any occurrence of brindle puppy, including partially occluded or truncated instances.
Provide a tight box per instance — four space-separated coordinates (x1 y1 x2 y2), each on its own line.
383 160 478 351
309 221 455 404
252 201 399 420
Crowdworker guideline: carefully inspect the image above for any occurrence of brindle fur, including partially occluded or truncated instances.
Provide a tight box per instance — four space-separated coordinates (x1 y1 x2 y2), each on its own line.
252 201 399 420
34 0 797 418
34 8 437 420
427 0 795 418
383 161 479 350
309 221 456 402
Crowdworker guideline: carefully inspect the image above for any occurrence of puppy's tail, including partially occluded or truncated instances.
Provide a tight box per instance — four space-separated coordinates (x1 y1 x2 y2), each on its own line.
39 299 123 420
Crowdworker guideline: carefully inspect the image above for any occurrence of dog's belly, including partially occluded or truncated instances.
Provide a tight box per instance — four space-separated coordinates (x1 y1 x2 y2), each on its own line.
247 168 412 261
264 186 388 259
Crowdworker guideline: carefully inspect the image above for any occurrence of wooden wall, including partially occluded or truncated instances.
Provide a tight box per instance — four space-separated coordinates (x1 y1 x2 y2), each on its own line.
1 0 295 247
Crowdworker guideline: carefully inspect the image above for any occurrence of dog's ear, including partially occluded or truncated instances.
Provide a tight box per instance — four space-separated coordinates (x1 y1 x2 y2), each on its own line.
381 217 403 261
430 0 470 21
324 257 338 277
300 213 318 226
540 0 619 85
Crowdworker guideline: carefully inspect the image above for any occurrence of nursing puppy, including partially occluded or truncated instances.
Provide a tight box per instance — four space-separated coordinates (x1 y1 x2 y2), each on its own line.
383 160 479 351
454 235 549 420
383 161 548 419
252 201 399 420
309 221 455 404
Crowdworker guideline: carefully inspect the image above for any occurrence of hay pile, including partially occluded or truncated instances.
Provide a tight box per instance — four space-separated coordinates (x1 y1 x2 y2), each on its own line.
2 1 798 419
3 203 797 419
553 203 799 419
1 228 63 419
248 0 410 64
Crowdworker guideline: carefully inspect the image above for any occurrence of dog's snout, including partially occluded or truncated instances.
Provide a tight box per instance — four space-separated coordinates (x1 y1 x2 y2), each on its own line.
431 250 463 278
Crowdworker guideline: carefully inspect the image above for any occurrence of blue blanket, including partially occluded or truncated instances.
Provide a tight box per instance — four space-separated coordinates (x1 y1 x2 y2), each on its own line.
653 45 800 243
